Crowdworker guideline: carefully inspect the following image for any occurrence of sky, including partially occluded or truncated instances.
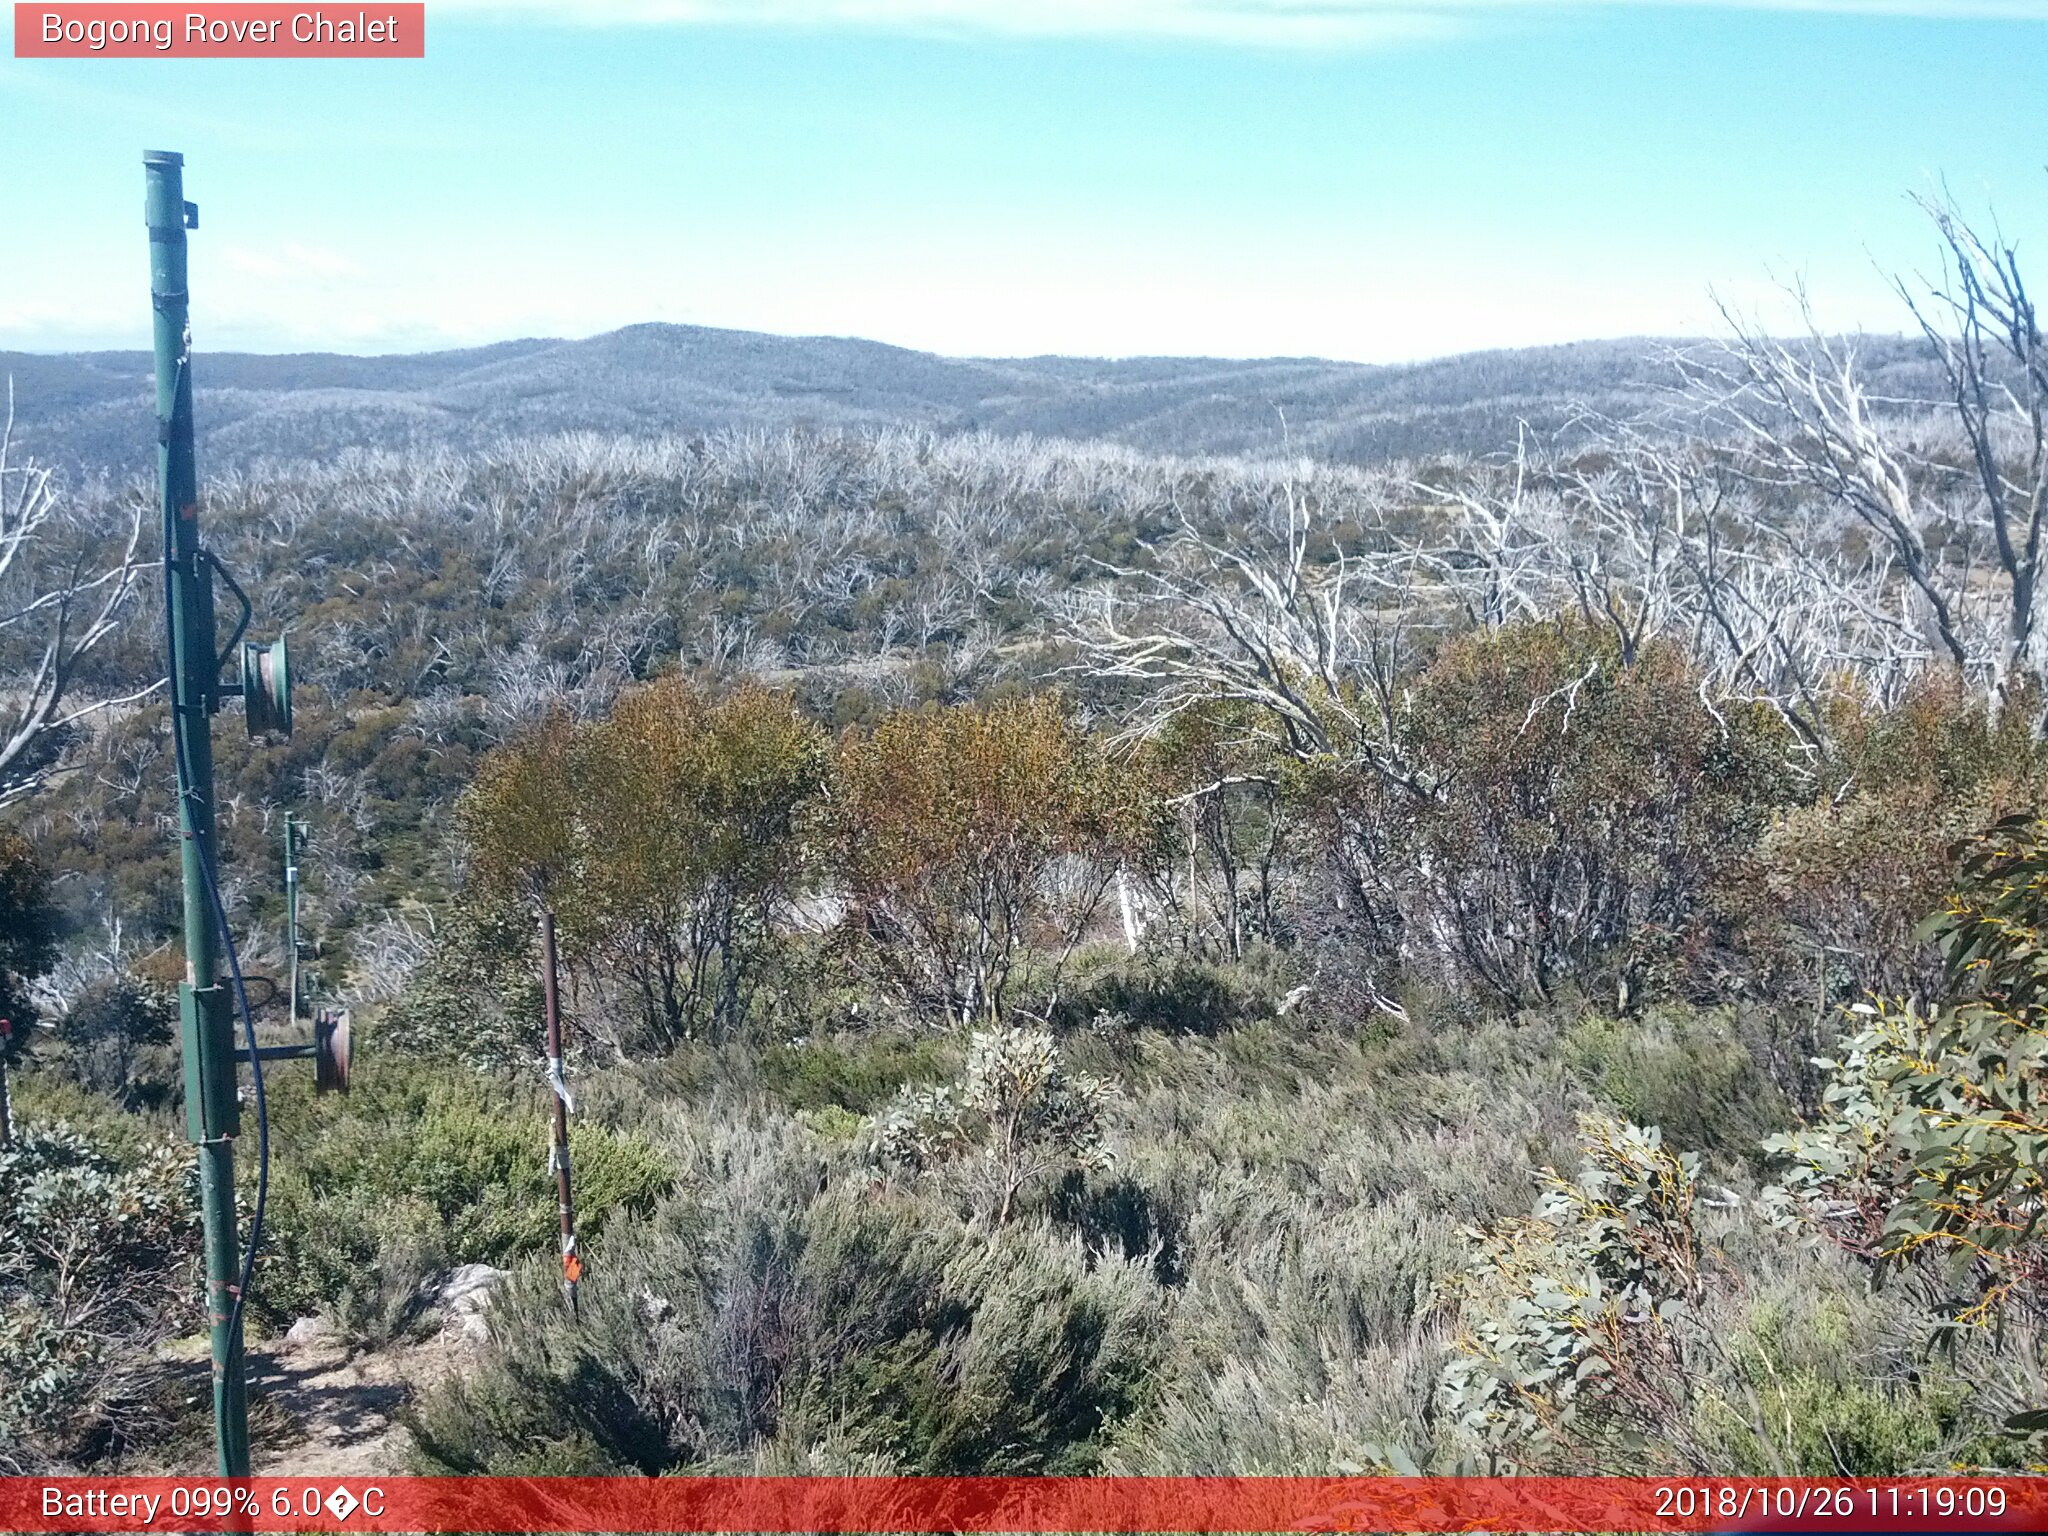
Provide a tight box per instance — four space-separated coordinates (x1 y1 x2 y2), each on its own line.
1 1 2044 362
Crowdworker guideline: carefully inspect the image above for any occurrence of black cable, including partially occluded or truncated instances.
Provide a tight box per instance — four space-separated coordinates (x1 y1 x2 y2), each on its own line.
159 353 270 1365
200 773 269 1360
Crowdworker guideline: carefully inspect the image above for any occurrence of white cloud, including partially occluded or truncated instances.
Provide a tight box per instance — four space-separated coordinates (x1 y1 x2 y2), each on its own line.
219 244 367 281
439 0 2048 48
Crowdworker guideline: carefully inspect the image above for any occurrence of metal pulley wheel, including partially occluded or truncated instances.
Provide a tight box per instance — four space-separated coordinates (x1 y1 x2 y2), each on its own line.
241 636 292 738
313 1008 352 1093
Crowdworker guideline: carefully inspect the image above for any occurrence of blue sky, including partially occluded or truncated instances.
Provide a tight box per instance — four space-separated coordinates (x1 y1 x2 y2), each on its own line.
2 1 2043 361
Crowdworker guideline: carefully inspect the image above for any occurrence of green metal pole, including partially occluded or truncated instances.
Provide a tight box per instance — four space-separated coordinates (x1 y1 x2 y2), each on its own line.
147 149 250 1478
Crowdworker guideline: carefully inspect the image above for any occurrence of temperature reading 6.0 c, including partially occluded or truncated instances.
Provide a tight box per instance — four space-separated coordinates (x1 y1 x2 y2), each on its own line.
267 1485 388 1519
274 1486 323 1519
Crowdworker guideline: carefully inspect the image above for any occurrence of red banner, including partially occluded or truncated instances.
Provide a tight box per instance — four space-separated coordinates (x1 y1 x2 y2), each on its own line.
2 1476 2042 1533
13 5 424 58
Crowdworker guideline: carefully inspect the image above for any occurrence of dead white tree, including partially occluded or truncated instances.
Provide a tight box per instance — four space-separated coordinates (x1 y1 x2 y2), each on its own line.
1900 189 2047 703
1697 190 2045 719
1403 428 1571 634
1059 463 1437 1015
1065 465 1435 794
0 389 154 807
1539 413 1924 754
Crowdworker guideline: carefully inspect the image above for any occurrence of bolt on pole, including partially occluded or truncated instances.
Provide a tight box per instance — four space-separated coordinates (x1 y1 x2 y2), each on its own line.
146 148 251 1478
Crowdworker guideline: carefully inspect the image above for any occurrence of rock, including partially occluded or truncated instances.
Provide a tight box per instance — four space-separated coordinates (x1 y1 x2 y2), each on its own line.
426 1264 510 1344
449 1307 492 1343
285 1315 334 1346
437 1263 510 1309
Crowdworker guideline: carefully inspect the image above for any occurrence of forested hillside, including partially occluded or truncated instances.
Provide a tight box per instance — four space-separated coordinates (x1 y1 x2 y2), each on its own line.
2 325 1948 477
4 195 2046 1482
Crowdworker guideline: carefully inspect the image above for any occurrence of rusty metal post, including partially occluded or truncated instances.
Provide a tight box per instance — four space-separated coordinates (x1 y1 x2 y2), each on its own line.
0 1018 14 1147
540 909 580 1314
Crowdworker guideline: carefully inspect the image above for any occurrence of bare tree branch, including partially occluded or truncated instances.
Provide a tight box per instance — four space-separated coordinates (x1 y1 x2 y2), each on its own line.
0 383 157 807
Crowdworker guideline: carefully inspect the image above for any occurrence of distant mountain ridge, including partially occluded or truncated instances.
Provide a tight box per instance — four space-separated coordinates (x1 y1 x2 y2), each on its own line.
0 321 1936 478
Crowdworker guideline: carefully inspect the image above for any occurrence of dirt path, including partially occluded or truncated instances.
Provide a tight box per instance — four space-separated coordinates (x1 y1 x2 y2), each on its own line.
244 1324 479 1476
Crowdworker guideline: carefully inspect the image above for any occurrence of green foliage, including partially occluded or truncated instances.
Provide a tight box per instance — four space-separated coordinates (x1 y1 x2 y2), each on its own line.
378 900 539 1067
0 1123 198 1467
575 679 828 1044
1131 703 1290 959
1728 677 2046 1004
1565 1007 1793 1162
259 1179 445 1346
410 1167 1164 1475
7 1071 170 1161
455 679 828 1051
1703 1366 1966 1477
22 422 2048 1478
1691 1277 2001 1475
876 1026 1117 1223
1048 948 1275 1038
1765 814 2048 1339
0 831 56 1053
829 696 1140 1025
757 1032 954 1115
1444 1103 2024 1475
406 1011 1569 1477
459 709 583 914
260 1061 672 1340
1102 1187 1462 1475
40 974 179 1110
1443 1114 1710 1471
1395 620 1794 1007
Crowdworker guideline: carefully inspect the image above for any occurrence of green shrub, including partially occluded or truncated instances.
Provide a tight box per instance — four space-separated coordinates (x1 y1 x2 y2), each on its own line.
410 1128 1165 1475
8 1071 173 1161
1565 1007 1793 1162
794 1197 1162 1473
0 1123 199 1467
1047 949 1275 1038
43 975 180 1111
1725 678 2046 1008
377 901 539 1069
258 1060 672 1339
1703 1365 1965 1475
1128 701 1292 961
0 831 56 1054
1443 1109 2019 1475
1443 1114 1713 1472
1105 1189 1462 1474
1694 1282 1983 1475
827 695 1141 1025
1394 620 1795 1008
1048 1170 1187 1284
259 1179 445 1343
875 1026 1117 1225
1763 814 2048 1445
757 1032 953 1114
